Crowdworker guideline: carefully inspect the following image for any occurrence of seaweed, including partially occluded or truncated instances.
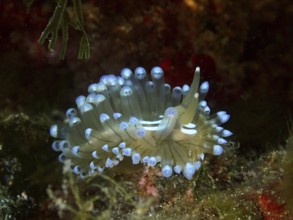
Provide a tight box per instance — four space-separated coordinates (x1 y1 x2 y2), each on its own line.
25 0 90 59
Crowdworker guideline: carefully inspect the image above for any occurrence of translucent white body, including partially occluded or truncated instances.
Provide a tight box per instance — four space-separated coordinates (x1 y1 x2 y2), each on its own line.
50 66 232 179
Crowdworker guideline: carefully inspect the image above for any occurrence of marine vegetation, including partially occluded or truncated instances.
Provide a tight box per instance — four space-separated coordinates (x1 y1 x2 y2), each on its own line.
25 0 90 59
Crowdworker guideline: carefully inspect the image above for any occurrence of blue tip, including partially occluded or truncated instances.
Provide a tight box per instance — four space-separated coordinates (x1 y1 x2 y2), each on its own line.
134 67 146 79
59 140 69 150
52 141 61 151
148 157 157 167
215 126 224 132
151 66 164 79
213 145 223 155
218 138 228 145
183 163 196 180
136 127 146 138
104 75 117 86
199 101 207 108
112 147 119 154
50 124 58 138
174 165 182 174
92 151 99 159
182 84 190 93
172 86 182 95
95 82 107 93
113 112 122 119
132 153 141 164
217 111 230 124
105 158 114 168
142 156 149 164
90 161 97 169
117 76 124 86
122 148 132 156
73 165 80 174
85 128 92 140
100 113 110 123
162 165 173 178
129 117 139 125
204 106 210 114
120 86 133 97
119 142 126 148
94 94 106 104
97 167 104 173
69 117 81 127
72 146 80 156
86 94 97 103
222 129 233 137
116 154 123 161
200 81 209 94
80 103 93 113
220 115 230 124
75 95 86 108
58 154 67 163
165 107 178 118
102 144 109 152
88 83 99 93
121 68 132 79
120 122 128 130
66 108 78 118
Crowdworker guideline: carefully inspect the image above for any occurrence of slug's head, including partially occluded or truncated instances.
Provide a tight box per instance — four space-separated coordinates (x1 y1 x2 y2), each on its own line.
50 66 232 180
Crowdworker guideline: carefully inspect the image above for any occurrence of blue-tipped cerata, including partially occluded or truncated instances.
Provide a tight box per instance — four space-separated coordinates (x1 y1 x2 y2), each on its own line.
50 66 232 180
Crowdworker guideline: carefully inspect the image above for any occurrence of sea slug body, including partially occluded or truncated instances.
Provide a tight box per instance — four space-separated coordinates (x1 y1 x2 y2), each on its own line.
50 66 232 180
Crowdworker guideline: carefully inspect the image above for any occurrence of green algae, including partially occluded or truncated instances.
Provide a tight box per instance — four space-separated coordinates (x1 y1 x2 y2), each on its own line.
25 0 90 59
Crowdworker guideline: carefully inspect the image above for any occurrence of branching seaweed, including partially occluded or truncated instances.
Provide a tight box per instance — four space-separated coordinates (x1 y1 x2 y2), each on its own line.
47 167 137 220
26 0 90 59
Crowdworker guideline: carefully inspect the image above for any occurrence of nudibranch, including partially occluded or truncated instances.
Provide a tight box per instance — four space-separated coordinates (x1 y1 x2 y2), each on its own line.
50 66 232 180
